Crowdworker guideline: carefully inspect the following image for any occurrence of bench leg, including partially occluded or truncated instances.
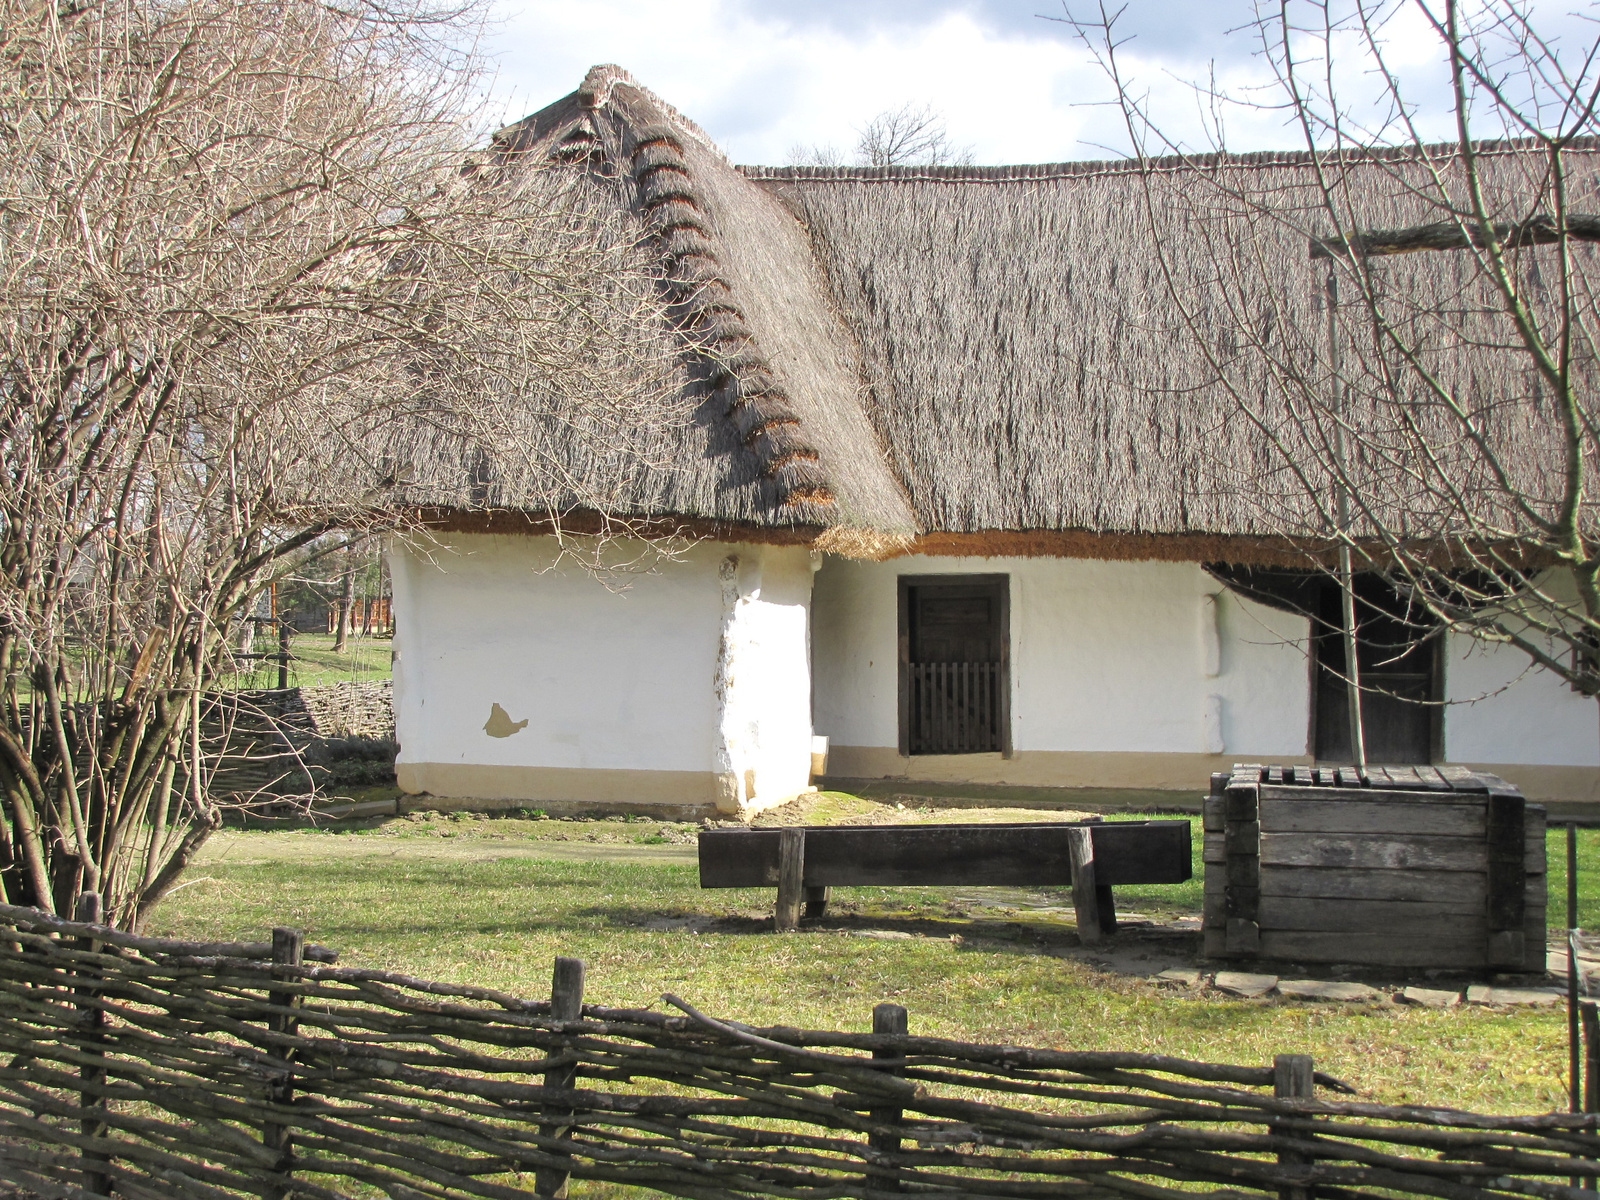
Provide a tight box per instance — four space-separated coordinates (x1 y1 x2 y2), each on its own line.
804 886 830 919
1067 826 1105 946
1096 884 1117 935
775 827 805 932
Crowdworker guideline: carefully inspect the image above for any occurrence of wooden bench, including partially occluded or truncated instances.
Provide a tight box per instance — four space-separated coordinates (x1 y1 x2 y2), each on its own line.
697 820 1192 941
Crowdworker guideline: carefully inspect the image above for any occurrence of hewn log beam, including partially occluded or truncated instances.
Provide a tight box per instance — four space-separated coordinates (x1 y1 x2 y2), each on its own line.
1310 213 1600 258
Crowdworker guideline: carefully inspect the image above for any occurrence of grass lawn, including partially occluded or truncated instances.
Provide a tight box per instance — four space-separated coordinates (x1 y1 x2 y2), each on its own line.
149 799 1592 1118
222 630 392 690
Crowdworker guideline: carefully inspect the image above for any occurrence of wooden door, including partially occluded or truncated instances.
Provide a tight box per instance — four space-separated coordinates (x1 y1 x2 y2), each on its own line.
898 575 1010 756
1312 576 1441 764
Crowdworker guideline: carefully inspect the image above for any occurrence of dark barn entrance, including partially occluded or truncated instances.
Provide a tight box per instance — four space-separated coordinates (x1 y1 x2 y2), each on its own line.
897 575 1010 756
1312 575 1442 765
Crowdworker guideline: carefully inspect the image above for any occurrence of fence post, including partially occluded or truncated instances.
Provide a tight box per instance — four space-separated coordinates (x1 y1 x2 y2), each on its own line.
75 892 112 1198
277 622 291 692
1274 1053 1315 1200
775 827 805 932
263 927 303 1200
868 1002 908 1192
536 956 585 1199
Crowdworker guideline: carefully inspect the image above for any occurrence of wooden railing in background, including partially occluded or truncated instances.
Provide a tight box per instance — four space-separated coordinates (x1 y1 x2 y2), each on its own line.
2 899 1599 1200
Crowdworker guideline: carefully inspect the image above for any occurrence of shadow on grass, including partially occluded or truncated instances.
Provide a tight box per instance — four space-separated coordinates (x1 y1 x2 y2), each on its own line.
583 903 1206 959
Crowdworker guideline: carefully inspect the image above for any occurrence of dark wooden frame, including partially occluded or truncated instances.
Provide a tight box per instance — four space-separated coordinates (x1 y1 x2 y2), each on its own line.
896 574 1012 758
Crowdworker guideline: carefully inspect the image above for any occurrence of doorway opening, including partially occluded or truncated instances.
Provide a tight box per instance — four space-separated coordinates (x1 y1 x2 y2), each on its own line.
1312 575 1442 764
897 575 1010 756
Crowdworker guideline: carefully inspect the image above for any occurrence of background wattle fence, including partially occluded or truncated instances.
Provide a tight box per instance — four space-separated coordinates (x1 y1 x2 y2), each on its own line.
1 899 1597 1200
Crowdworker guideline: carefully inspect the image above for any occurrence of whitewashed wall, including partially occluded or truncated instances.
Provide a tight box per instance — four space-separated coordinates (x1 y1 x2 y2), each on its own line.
390 534 813 814
811 555 1311 789
1444 633 1599 767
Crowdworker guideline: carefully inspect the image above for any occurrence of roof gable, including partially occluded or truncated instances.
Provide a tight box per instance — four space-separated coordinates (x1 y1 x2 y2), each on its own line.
491 66 917 547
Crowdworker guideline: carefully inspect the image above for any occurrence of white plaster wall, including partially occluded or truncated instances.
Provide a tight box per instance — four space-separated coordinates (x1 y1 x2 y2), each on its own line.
810 555 1311 757
390 534 816 805
712 547 817 807
1445 632 1600 766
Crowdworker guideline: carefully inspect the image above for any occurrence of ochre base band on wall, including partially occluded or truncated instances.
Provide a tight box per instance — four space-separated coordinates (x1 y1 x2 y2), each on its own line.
823 747 1600 806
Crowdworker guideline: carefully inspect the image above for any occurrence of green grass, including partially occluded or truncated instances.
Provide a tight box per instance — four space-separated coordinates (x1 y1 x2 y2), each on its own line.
147 813 1598 1117
1545 820 1600 928
222 630 392 690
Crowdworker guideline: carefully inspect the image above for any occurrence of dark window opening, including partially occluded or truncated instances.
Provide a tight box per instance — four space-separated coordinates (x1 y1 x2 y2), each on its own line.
897 575 1010 756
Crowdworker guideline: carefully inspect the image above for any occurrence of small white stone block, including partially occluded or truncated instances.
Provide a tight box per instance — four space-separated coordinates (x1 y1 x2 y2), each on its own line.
1213 971 1278 998
850 929 913 940
1400 986 1461 1009
1278 979 1383 1002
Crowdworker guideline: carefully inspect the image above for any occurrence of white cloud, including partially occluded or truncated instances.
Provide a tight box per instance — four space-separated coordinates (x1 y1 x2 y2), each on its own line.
475 0 1583 166
480 0 1113 164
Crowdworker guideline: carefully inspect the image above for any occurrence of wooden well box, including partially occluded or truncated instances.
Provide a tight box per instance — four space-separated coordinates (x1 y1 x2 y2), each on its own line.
1203 764 1546 971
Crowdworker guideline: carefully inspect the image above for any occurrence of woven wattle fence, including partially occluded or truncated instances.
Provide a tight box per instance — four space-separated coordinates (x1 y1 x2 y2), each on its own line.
1 900 1598 1200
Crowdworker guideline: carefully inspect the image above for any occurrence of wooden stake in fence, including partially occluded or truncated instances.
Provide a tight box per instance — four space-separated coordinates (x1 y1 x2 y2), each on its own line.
277 622 291 693
75 892 112 1198
869 1002 908 1193
263 926 303 1200
536 956 585 1200
1274 1053 1316 1200
775 827 805 932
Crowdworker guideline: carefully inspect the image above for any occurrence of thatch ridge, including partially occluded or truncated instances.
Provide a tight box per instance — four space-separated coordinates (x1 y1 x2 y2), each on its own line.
742 136 1600 184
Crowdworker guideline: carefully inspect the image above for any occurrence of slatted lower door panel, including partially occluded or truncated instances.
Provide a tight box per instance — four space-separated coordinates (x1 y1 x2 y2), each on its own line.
909 661 1000 754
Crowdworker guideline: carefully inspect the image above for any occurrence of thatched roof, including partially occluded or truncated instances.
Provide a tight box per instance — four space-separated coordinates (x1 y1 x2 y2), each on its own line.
748 151 1596 542
475 66 1592 555
485 66 918 546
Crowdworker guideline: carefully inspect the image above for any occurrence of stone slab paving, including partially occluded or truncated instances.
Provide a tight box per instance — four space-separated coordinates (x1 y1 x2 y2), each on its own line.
1213 972 1278 998
1400 986 1462 1008
1277 979 1384 1002
1153 968 1202 987
1467 985 1564 1007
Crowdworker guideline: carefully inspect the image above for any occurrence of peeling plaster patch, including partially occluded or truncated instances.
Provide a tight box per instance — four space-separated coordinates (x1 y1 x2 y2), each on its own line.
484 703 530 738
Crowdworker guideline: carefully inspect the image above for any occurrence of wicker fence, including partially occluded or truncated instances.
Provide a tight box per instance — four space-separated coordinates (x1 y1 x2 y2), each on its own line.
2 899 1599 1200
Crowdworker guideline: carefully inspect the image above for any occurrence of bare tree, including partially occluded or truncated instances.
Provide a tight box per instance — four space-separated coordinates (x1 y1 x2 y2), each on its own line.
788 103 975 167
856 102 975 167
1066 0 1600 761
0 0 681 926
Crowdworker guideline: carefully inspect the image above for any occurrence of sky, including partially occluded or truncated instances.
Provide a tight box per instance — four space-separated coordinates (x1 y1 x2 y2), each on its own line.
468 0 1597 166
